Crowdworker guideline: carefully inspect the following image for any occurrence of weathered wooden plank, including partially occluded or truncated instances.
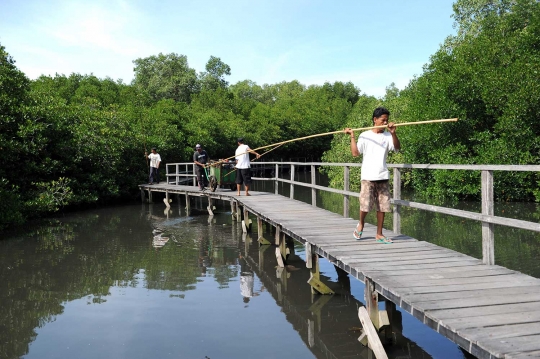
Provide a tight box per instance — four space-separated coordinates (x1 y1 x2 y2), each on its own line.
378 273 533 289
329 244 441 256
443 311 540 330
348 256 480 268
349 260 483 272
391 279 540 296
426 302 540 320
414 292 540 311
338 251 467 263
366 266 515 279
506 351 540 359
460 322 540 341
357 307 388 359
404 285 540 303
474 334 540 356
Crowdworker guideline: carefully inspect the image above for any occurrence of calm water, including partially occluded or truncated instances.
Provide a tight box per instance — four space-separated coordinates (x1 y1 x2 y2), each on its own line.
1 170 538 359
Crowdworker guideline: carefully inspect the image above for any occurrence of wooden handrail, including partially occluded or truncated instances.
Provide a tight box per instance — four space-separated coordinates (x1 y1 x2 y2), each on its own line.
164 161 540 264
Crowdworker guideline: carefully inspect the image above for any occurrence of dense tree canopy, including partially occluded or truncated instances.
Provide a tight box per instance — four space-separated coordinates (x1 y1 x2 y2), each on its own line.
1 0 539 231
324 0 540 202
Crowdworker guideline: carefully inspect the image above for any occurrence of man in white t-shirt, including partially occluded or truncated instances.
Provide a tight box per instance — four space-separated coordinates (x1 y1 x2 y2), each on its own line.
344 107 401 244
145 147 161 185
234 138 260 196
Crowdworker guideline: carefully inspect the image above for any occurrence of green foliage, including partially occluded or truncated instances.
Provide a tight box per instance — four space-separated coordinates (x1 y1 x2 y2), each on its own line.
132 53 199 103
322 0 540 202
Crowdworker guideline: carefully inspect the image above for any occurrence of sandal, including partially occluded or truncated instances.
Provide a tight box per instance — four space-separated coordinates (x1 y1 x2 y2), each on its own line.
353 224 363 240
376 237 393 244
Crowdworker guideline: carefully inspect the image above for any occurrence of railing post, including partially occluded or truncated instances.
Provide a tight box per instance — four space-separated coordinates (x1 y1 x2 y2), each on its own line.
275 164 279 195
311 165 316 207
290 164 295 199
393 168 401 234
344 166 350 218
166 164 169 184
176 164 179 185
481 170 495 265
192 164 197 187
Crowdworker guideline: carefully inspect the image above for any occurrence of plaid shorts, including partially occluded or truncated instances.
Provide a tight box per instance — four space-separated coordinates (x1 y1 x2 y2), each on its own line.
359 180 391 212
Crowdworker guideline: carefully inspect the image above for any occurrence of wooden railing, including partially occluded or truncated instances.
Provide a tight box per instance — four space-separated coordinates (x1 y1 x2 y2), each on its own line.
165 162 540 265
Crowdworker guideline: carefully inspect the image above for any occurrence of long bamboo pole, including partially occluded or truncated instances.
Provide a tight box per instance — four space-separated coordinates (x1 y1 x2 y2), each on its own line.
207 118 458 166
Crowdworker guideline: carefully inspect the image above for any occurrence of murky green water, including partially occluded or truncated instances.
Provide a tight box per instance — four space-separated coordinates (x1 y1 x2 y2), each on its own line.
2 170 537 359
1 198 471 359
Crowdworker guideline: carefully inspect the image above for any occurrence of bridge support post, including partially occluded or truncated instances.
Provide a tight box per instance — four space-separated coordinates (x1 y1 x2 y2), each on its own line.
164 191 171 208
275 164 279 195
230 201 236 221
148 189 153 203
307 254 334 295
311 165 317 207
274 225 285 267
344 166 350 217
140 189 145 203
481 170 495 265
185 193 190 215
236 202 241 222
290 164 295 199
242 208 251 233
393 168 401 234
207 197 214 216
257 217 271 245
364 278 391 341
358 307 389 359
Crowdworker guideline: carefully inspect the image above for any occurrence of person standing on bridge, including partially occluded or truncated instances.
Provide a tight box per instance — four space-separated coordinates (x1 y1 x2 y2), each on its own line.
344 107 401 244
145 147 161 185
193 144 209 190
235 138 261 196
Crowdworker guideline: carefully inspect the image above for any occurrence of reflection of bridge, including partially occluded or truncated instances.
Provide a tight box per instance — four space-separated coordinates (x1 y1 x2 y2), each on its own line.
241 234 431 359
141 161 540 359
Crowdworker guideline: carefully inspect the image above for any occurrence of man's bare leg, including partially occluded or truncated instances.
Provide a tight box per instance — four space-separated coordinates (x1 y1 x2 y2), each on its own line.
357 211 368 232
245 185 250 196
376 211 391 241
237 184 241 196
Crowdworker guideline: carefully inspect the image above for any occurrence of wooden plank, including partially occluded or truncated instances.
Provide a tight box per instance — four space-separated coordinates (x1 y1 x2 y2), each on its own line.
305 243 313 269
275 247 285 268
460 322 540 341
405 285 540 302
442 311 540 330
357 307 388 359
379 273 533 289
348 256 480 268
363 264 512 277
426 302 540 320
475 334 540 356
506 351 540 359
338 250 467 263
367 266 515 279
390 278 540 295
414 292 540 311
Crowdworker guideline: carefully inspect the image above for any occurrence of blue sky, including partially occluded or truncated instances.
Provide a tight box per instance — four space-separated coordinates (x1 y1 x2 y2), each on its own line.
0 0 456 97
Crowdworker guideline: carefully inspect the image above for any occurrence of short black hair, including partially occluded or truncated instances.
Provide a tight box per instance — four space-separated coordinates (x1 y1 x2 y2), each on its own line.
151 147 157 151
372 107 390 120
237 137 244 143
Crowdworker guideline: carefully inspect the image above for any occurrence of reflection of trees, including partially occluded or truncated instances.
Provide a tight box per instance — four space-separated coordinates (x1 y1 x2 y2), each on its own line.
0 205 241 358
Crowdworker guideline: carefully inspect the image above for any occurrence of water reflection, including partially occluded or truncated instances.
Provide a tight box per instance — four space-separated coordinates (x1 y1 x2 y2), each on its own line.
0 200 467 359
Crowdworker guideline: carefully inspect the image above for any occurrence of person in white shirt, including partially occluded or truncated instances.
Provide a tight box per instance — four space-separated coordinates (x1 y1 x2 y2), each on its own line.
145 147 161 185
344 107 401 244
234 138 260 196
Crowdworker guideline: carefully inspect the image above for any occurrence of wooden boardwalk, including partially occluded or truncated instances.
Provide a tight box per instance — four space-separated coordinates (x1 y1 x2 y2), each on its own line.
140 183 540 359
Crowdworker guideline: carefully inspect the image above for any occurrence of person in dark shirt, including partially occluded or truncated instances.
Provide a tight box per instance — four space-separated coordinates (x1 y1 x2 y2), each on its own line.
193 144 209 190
